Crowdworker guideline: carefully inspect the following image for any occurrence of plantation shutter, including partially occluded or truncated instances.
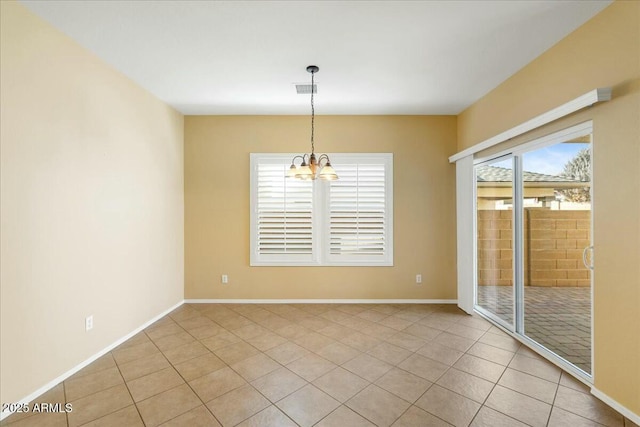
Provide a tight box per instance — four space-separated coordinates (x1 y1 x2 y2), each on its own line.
250 153 392 266
327 156 392 264
253 161 314 264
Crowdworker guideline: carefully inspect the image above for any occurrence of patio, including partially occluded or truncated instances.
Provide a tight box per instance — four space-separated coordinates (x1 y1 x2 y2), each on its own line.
477 286 591 373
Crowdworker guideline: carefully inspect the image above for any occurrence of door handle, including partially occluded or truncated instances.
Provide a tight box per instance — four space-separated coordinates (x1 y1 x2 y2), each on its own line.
582 246 594 270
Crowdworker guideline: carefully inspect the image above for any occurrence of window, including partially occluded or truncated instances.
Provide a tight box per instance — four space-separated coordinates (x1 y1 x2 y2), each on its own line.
250 153 393 266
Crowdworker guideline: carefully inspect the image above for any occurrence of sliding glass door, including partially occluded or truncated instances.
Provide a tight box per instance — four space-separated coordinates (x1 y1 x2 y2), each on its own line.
476 156 515 330
474 124 593 378
521 139 592 375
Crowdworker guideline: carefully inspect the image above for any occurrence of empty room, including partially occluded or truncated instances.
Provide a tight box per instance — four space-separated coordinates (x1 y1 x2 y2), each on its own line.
1 1 638 426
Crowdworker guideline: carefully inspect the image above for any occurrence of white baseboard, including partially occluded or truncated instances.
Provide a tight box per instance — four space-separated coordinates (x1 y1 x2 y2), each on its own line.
185 298 458 304
0 300 184 422
591 387 640 425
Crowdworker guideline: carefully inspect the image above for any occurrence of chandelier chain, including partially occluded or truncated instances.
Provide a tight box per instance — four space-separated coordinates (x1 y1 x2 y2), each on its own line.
310 69 315 154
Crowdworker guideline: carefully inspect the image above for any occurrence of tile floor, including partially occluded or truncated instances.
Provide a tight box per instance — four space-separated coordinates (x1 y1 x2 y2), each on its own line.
477 286 591 373
2 303 637 427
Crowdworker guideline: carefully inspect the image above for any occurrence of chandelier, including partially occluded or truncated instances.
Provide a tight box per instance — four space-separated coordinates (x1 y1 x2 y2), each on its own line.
287 66 338 181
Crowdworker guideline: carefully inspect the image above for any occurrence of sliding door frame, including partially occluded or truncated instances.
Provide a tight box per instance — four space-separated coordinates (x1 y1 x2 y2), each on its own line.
473 154 517 333
472 121 594 383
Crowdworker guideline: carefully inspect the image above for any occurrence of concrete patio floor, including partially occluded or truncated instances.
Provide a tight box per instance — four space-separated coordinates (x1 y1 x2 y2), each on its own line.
477 286 591 373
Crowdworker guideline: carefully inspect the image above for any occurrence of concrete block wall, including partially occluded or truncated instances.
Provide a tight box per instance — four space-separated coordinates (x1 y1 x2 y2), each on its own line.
526 209 591 287
477 210 513 286
478 209 591 287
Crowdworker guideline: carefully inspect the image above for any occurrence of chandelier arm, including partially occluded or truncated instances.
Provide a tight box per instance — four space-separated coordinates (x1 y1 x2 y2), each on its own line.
317 153 330 167
290 154 306 165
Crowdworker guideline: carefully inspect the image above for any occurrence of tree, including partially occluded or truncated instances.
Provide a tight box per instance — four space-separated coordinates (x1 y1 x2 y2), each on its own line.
558 148 591 203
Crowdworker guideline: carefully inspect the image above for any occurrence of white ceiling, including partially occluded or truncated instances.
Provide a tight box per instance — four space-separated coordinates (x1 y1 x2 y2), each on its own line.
20 1 611 115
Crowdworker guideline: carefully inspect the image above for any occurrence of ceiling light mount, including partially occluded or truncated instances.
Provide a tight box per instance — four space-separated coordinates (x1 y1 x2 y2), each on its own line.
287 65 338 181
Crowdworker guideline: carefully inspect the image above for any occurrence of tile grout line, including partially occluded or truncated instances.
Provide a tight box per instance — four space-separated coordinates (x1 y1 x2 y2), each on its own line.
468 348 515 427
112 350 148 427
162 312 227 427
63 379 69 427
140 327 194 424
545 376 561 427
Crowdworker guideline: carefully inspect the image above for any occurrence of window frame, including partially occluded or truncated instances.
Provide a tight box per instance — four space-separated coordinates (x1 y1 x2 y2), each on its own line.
250 153 393 267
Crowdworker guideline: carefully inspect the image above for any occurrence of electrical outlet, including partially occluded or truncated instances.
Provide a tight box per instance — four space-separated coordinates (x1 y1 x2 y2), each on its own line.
85 315 93 331
221 274 229 284
416 274 422 284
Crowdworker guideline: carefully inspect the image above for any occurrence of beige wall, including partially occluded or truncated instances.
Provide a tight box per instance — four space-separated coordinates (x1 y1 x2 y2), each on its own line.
458 1 640 415
185 116 457 300
0 2 184 404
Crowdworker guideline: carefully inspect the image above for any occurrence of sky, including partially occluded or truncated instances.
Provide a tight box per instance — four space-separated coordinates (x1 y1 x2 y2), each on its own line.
489 142 589 176
523 142 589 176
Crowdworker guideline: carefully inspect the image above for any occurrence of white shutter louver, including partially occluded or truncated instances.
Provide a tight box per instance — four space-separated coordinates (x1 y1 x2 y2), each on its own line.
256 163 313 258
329 163 387 259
